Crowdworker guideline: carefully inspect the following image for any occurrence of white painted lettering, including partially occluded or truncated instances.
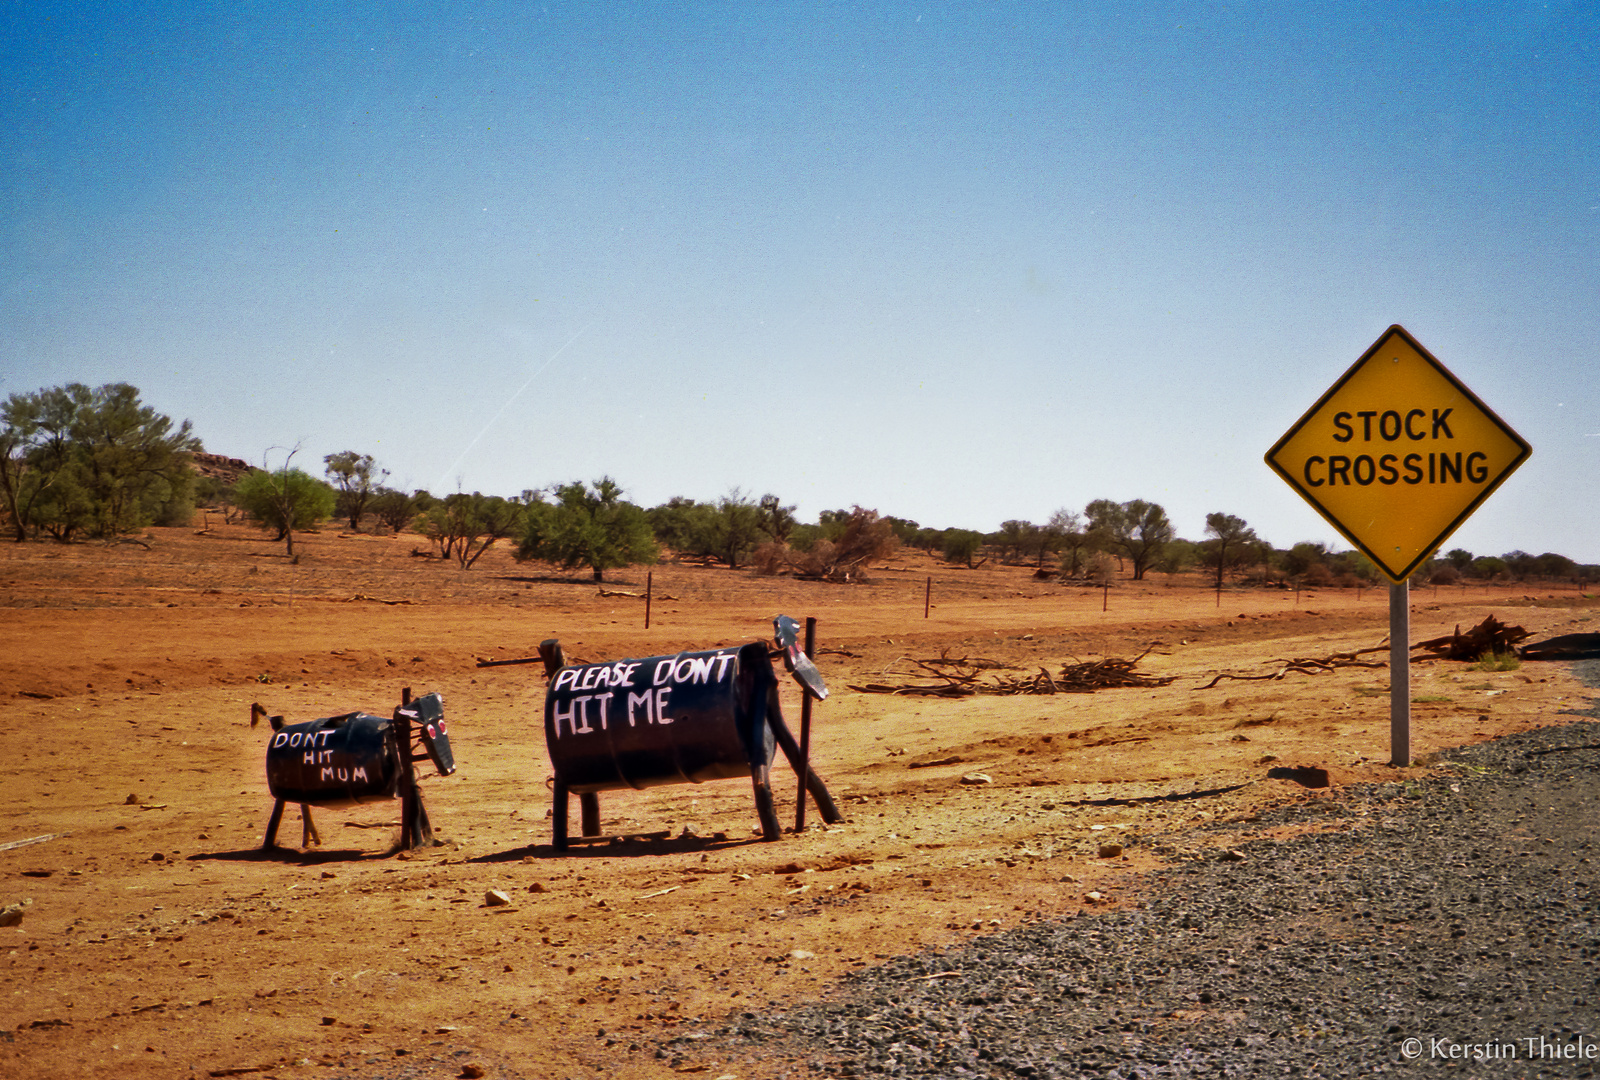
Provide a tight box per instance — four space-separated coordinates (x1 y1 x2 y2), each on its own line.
714 653 737 681
656 686 673 724
594 692 614 730
572 696 595 734
552 668 578 692
627 690 653 725
552 698 577 738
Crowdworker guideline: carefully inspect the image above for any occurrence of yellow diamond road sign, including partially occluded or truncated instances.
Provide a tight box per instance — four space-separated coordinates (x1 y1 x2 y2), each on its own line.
1266 325 1531 584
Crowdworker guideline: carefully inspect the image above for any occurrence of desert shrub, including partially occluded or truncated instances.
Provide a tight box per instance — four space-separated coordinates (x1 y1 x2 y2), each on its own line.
423 491 524 568
235 465 337 555
787 507 896 582
792 539 837 579
1467 555 1507 580
1157 538 1196 576
1086 551 1117 584
752 540 788 576
1429 565 1461 586
518 478 656 582
141 472 195 527
370 488 417 534
942 529 983 567
787 523 821 553
1303 563 1334 587
1 382 199 541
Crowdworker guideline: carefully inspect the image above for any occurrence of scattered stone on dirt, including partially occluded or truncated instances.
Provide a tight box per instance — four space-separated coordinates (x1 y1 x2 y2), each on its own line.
683 713 1600 1079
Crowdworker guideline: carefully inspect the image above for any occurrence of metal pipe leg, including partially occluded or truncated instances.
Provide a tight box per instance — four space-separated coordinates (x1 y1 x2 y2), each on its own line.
263 799 286 849
579 792 601 837
552 780 570 851
751 765 780 841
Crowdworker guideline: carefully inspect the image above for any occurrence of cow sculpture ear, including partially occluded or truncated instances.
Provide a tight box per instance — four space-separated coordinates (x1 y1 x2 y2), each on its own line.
538 639 566 677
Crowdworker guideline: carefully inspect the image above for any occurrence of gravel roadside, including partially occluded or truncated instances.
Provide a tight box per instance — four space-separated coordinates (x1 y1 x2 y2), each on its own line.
688 665 1600 1079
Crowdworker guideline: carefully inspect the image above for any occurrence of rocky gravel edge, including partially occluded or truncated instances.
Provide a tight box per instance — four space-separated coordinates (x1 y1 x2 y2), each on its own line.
681 698 1600 1077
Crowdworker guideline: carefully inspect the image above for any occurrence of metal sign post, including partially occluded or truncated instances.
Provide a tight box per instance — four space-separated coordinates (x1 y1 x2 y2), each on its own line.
1389 580 1410 766
1266 325 1529 767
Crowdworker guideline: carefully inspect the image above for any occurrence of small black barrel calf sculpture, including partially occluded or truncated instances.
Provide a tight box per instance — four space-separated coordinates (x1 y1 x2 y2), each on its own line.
258 689 456 852
542 617 843 849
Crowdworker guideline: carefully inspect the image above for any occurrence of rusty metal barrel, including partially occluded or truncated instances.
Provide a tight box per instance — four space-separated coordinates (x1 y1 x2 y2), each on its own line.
544 642 776 794
265 713 401 808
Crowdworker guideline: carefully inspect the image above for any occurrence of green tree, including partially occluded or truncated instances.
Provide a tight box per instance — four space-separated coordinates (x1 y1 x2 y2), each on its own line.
1502 550 1537 581
369 487 417 534
994 520 1033 564
1051 509 1089 578
518 477 658 582
1280 541 1329 580
1534 552 1577 580
0 383 199 542
421 492 524 568
885 516 925 548
712 489 765 569
942 528 983 567
645 496 729 559
1156 538 1197 575
234 453 337 557
758 494 797 544
1084 498 1174 581
324 451 388 531
1468 555 1508 580
1201 512 1261 590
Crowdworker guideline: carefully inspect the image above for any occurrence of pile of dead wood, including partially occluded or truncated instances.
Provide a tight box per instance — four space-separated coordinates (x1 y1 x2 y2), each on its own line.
1412 614 1529 661
849 648 1174 697
1200 646 1387 688
1200 614 1538 689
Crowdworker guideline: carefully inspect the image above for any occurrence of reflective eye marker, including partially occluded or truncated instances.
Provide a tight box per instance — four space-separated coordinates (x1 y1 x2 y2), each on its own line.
1265 325 1530 585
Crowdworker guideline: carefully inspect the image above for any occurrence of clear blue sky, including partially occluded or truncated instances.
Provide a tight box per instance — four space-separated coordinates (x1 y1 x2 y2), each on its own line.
5 3 1597 562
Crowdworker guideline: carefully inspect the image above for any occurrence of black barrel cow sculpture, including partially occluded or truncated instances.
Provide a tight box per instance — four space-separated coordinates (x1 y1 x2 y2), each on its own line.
256 689 456 852
541 617 843 849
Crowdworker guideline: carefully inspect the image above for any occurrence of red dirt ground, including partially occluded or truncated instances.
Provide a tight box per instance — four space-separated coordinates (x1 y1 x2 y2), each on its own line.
1 523 1594 1079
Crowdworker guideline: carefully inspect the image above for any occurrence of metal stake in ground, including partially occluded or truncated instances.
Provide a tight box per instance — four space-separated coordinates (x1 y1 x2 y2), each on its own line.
796 616 817 832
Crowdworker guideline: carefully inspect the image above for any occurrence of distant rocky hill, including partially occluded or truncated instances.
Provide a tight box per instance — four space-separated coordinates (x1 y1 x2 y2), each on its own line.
191 451 254 486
